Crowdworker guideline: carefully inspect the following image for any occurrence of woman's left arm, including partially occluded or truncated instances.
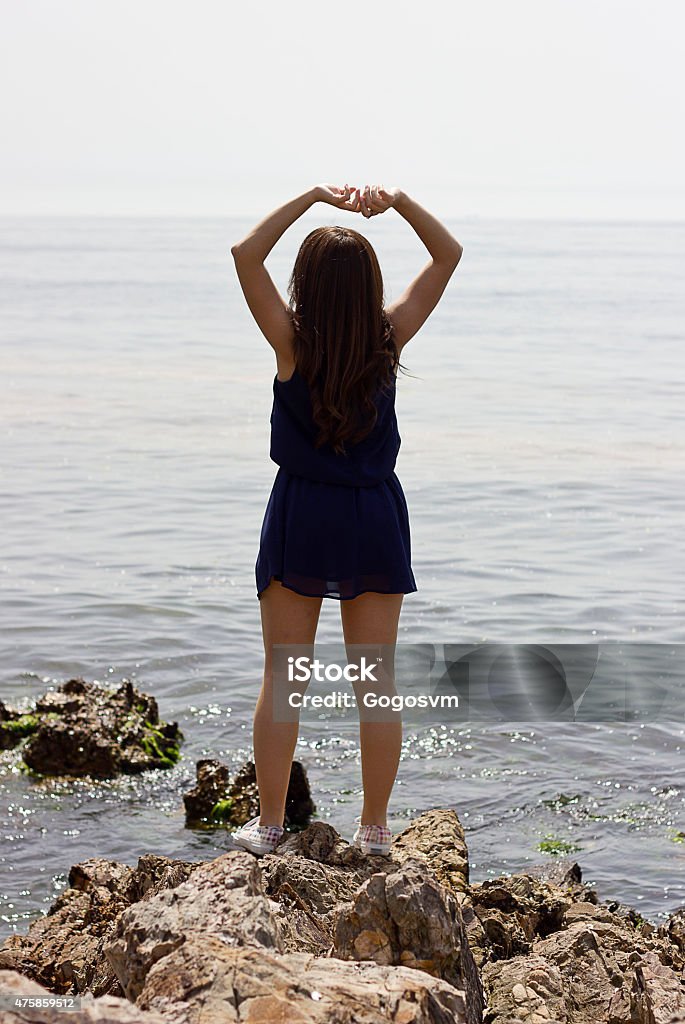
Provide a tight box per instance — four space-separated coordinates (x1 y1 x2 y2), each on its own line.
230 184 357 357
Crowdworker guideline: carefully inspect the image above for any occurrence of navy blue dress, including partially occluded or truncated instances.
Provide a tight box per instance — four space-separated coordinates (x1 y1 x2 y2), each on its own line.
255 366 418 600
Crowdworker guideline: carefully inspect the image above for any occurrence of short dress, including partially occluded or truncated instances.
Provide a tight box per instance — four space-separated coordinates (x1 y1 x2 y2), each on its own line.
255 366 418 601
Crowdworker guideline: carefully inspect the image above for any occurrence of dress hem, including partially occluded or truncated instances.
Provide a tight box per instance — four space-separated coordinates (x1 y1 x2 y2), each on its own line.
257 574 418 602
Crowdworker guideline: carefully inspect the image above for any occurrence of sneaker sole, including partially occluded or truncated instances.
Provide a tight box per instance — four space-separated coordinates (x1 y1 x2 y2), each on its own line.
354 842 391 856
227 835 279 856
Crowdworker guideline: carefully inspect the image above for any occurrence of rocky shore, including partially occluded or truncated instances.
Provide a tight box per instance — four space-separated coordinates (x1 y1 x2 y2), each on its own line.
1 680 684 1022
0 810 684 1023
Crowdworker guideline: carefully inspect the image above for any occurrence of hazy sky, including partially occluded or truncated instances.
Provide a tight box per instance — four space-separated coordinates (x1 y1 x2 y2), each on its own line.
2 0 684 219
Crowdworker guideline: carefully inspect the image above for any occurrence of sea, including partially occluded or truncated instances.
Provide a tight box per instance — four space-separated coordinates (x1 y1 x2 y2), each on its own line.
0 213 683 939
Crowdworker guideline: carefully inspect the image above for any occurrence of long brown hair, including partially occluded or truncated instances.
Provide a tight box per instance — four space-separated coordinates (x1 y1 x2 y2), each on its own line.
286 225 408 456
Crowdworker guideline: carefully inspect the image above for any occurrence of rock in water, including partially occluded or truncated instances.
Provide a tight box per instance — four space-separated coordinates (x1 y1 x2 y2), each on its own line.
15 678 183 777
183 757 315 829
181 758 231 823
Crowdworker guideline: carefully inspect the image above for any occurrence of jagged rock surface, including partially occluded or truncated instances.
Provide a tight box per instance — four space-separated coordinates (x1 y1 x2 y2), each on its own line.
480 896 685 1024
3 678 183 777
0 809 683 1024
137 940 470 1024
0 855 199 996
104 852 284 1001
182 756 315 829
0 969 166 1023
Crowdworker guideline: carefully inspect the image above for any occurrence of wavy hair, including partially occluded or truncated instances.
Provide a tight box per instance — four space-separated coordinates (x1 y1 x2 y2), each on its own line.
286 225 409 456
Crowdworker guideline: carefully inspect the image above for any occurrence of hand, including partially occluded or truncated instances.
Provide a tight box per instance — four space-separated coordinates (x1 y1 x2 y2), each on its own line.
356 184 403 218
313 183 359 210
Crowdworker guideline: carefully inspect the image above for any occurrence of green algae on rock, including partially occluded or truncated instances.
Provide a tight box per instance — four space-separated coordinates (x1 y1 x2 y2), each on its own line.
184 757 315 831
2 677 184 778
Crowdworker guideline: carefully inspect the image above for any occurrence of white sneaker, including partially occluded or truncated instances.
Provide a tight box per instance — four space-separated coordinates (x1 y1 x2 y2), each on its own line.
352 819 392 856
228 816 284 856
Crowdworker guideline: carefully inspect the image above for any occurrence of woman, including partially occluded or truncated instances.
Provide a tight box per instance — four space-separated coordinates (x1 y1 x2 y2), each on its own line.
229 184 463 855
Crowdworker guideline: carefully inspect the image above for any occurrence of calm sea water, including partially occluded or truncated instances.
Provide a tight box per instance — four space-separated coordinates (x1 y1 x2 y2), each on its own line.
1 214 683 939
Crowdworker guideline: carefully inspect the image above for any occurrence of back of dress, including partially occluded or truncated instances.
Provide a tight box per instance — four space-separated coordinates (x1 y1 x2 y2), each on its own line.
269 367 401 487
256 365 417 601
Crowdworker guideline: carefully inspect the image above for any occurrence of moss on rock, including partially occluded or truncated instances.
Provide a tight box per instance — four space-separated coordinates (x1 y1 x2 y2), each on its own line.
209 798 235 822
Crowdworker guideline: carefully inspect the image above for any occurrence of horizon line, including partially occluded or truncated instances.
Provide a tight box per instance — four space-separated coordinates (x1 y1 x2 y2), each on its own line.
1 210 684 225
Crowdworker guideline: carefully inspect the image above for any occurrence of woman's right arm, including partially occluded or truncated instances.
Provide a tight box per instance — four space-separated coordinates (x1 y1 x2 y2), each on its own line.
365 187 463 354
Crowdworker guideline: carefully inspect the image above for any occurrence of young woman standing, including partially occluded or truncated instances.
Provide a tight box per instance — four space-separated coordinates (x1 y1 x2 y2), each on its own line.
230 184 462 854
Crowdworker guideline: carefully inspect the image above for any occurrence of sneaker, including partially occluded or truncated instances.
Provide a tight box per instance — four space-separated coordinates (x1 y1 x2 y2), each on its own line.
352 819 392 856
227 816 284 856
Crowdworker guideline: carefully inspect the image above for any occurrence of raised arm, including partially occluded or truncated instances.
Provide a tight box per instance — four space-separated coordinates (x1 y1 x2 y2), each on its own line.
360 186 463 354
230 184 358 362
230 187 317 359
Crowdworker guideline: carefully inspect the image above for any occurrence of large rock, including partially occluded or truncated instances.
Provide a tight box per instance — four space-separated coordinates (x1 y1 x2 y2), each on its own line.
104 851 283 1001
137 939 469 1024
391 809 470 894
103 827 479 1021
261 819 463 954
466 870 572 968
260 821 392 954
263 820 395 910
183 757 315 829
0 968 166 1023
334 857 484 1024
0 855 199 995
15 678 183 777
480 900 685 1024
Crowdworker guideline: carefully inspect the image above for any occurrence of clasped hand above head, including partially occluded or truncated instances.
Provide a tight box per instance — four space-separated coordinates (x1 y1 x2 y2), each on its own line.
314 183 403 218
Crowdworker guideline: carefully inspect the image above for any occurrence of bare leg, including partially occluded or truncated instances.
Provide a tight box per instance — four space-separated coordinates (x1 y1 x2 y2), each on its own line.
256 578 323 826
340 591 404 828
